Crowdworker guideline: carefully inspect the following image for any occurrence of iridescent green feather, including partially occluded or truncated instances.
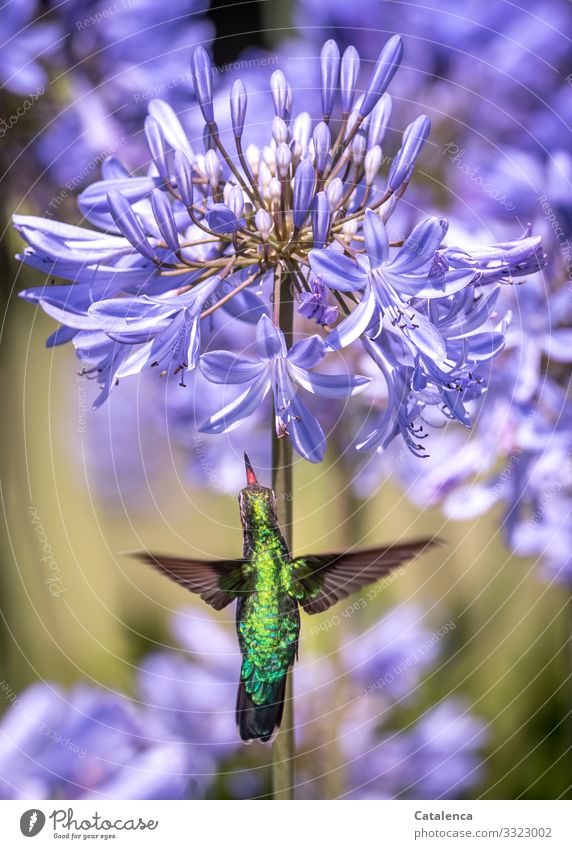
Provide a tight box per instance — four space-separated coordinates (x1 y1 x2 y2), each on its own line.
237 491 299 706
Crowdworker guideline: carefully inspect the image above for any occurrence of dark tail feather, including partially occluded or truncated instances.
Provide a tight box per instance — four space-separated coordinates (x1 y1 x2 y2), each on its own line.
236 677 287 743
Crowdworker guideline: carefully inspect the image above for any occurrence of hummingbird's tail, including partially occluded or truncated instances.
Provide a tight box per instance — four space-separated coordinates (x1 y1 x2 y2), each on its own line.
236 676 287 743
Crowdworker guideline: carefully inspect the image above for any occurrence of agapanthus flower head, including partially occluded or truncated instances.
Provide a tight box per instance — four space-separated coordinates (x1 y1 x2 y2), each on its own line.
16 34 543 462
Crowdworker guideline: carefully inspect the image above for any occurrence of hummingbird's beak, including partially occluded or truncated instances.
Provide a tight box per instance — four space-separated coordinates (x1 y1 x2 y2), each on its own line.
244 452 258 486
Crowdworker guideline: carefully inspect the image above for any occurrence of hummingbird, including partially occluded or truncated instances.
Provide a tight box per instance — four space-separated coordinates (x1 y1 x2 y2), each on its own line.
137 453 435 743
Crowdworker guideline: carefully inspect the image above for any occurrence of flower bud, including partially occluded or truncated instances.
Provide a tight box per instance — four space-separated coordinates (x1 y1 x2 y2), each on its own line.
342 217 358 238
272 116 289 145
174 151 195 208
326 177 344 210
313 122 331 173
351 133 366 166
230 79 247 138
269 177 282 203
245 144 260 178
368 94 392 148
276 143 292 178
151 189 179 253
341 45 360 114
292 111 312 158
205 149 222 190
364 145 382 185
190 46 214 124
387 114 431 192
320 39 340 119
359 35 403 118
227 185 245 219
312 192 331 248
292 159 315 230
255 207 274 240
270 69 289 118
262 146 276 175
107 190 157 262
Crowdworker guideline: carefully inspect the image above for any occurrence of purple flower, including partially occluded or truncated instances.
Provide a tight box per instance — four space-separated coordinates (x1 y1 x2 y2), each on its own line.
298 277 338 326
293 604 487 799
0 683 190 800
342 700 487 799
15 33 543 464
0 0 60 95
506 278 572 401
87 277 222 383
199 315 370 462
342 606 441 699
310 210 475 357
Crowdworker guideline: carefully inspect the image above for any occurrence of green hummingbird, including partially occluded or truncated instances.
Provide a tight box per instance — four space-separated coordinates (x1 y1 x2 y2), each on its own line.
137 453 435 743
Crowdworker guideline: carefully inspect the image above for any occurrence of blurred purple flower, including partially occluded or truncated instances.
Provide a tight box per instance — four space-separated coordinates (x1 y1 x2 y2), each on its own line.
0 0 60 95
0 683 190 800
342 700 487 799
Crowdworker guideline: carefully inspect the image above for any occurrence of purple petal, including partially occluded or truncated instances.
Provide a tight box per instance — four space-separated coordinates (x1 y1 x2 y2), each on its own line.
88 297 176 336
391 217 445 274
144 117 172 184
466 332 506 361
222 287 268 324
363 209 389 268
114 341 154 378
151 190 180 253
199 371 271 434
78 176 162 222
107 190 157 262
309 249 368 292
443 389 472 427
148 99 194 159
387 267 476 299
325 287 377 350
255 315 286 361
288 364 370 397
200 351 265 384
38 300 95 330
400 308 448 362
540 329 572 362
287 335 325 368
282 392 326 463
206 204 245 234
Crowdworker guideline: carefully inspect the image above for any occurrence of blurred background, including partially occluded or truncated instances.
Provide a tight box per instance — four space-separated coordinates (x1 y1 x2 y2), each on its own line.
1 0 571 799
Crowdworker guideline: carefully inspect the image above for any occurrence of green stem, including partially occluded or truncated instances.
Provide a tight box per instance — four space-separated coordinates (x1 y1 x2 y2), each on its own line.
271 265 295 800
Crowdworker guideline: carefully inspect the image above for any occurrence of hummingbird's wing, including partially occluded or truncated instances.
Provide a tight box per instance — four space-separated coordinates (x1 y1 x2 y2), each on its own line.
134 552 249 610
291 538 437 614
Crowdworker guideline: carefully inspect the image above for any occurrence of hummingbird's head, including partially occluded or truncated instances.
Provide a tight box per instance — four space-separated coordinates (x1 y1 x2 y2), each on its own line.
239 453 278 530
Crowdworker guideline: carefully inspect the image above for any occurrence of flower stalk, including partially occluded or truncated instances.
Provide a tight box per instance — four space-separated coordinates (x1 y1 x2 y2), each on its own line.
271 265 295 800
